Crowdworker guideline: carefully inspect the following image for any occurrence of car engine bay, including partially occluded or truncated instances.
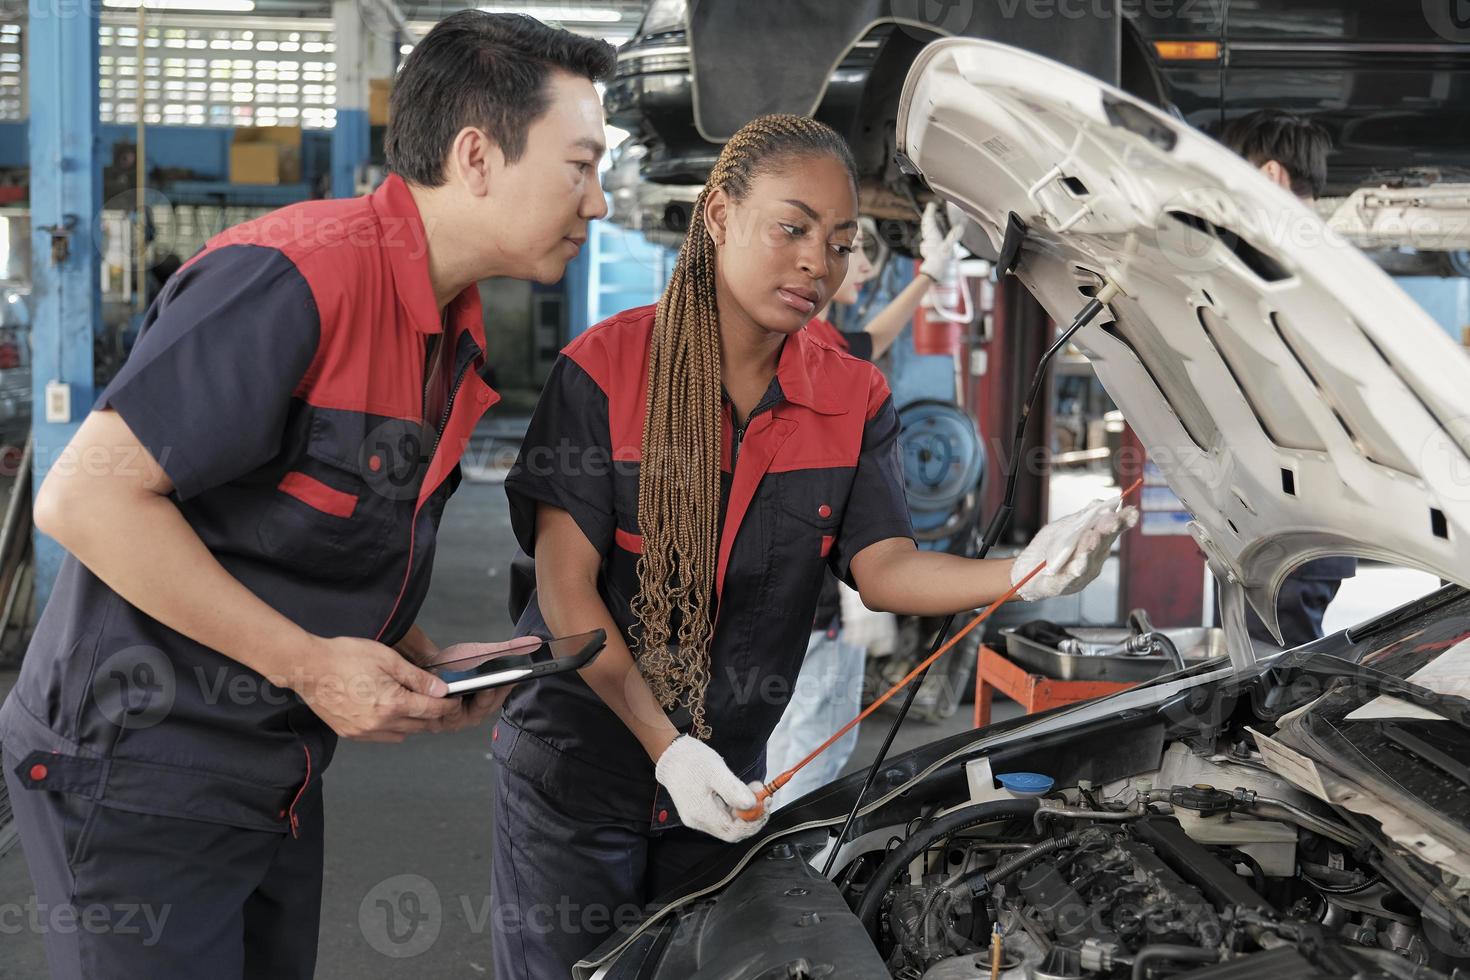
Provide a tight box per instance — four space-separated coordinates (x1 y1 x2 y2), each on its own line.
839 738 1467 980
595 603 1470 980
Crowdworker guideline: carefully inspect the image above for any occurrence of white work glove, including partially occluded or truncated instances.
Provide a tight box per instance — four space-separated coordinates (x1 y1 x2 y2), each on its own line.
654 735 769 842
1011 495 1140 601
918 201 966 282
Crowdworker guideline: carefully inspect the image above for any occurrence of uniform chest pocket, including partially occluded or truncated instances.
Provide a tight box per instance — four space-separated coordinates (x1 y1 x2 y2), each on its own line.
776 484 845 562
257 422 406 579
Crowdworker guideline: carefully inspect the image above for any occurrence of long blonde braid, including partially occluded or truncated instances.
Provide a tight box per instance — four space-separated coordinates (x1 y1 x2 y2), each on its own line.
631 114 858 740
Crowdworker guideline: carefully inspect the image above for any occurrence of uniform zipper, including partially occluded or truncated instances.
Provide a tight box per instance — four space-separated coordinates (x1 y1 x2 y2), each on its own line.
727 389 779 472
732 416 749 470
428 360 471 462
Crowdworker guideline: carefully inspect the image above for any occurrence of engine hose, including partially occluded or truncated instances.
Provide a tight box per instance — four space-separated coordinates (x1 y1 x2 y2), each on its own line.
1130 945 1220 980
1150 631 1186 672
1252 798 1362 848
1034 807 1143 834
983 828 1104 888
1227 848 1268 896
856 799 1041 938
913 829 1102 955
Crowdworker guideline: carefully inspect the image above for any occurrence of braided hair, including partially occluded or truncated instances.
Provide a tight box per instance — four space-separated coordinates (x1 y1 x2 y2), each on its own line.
632 114 858 739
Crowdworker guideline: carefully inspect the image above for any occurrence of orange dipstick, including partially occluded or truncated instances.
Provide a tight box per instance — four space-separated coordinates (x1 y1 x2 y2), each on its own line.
738 476 1144 822
735 561 1045 821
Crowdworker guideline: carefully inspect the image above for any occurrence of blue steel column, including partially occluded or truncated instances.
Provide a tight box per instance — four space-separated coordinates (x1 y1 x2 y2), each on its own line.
330 0 369 198
29 0 102 606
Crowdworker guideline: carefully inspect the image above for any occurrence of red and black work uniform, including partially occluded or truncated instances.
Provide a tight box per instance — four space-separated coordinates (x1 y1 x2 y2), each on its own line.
0 174 497 978
489 305 912 979
803 316 877 633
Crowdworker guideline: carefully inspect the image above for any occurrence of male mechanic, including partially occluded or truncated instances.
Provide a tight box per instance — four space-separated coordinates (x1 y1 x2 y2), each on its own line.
1220 108 1358 646
0 13 613 978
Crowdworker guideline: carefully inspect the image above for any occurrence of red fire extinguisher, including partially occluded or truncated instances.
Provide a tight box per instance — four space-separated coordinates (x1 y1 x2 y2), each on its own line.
913 252 972 356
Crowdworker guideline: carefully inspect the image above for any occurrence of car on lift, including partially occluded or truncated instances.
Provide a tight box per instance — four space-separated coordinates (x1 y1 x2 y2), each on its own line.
605 0 1470 245
577 38 1470 980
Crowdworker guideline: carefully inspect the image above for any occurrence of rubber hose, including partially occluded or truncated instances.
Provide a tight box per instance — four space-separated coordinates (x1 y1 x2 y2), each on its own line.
983 829 1097 887
915 827 1105 946
856 799 1040 938
1131 945 1220 980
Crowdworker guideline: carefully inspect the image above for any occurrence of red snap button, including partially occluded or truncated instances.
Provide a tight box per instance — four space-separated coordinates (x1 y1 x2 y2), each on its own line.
477 389 491 404
28 763 47 782
278 809 287 819
818 504 832 519
368 455 382 472
658 809 669 823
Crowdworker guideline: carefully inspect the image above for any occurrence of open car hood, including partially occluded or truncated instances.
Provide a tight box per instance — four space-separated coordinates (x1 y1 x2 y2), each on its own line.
897 39 1470 661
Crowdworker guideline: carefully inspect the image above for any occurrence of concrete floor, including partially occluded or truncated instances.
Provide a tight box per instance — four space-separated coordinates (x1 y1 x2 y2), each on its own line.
0 482 986 978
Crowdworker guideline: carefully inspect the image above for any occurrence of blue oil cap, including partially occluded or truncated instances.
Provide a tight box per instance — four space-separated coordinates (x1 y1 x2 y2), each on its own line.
997 772 1054 797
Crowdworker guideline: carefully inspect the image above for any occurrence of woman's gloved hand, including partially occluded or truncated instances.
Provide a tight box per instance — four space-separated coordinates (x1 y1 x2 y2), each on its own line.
1011 494 1140 601
654 735 770 842
918 201 966 282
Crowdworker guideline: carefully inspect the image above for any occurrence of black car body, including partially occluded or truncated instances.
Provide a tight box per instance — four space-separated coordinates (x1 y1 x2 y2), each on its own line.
606 0 1470 238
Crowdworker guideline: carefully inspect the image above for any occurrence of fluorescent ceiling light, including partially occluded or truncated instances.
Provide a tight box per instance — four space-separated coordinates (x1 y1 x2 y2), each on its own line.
104 0 256 10
478 4 623 23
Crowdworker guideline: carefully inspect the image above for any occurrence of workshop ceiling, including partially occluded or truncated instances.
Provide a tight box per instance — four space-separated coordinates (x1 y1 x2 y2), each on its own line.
247 0 649 40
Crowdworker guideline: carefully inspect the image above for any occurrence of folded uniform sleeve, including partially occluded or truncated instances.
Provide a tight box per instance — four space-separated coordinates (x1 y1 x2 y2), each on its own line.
95 244 321 501
829 383 914 587
503 354 616 557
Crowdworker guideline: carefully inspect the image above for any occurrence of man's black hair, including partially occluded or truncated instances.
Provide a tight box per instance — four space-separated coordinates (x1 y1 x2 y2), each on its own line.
385 11 616 186
1219 109 1332 199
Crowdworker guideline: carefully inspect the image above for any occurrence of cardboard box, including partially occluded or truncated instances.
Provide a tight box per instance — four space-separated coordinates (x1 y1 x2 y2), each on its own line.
243 125 303 148
230 126 303 185
370 78 393 126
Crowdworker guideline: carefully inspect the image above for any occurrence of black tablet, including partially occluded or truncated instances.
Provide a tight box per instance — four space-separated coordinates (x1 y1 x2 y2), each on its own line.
429 629 607 696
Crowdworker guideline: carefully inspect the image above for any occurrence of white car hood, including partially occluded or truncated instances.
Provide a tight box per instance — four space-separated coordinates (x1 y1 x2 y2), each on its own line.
897 39 1470 658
